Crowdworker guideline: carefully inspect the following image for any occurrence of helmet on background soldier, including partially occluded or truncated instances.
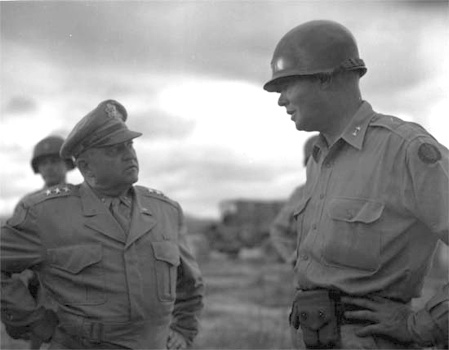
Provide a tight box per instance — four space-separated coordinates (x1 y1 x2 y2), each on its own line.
31 136 75 174
264 20 367 92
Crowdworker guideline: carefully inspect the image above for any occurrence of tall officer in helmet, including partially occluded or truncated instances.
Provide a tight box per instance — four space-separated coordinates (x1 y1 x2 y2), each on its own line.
1 100 204 349
264 20 448 349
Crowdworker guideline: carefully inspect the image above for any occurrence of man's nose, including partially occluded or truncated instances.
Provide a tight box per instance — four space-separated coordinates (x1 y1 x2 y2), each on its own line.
123 145 136 159
278 92 287 107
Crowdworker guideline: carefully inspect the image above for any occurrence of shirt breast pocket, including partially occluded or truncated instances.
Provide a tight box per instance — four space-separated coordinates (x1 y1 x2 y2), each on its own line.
152 241 180 302
322 198 384 272
47 244 106 305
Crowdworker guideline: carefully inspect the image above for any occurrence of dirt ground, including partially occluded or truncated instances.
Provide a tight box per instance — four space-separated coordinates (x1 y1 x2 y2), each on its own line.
1 250 447 350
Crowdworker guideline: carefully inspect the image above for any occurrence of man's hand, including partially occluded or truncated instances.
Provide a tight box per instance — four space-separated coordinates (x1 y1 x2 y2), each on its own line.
4 324 31 340
341 296 414 343
31 309 59 342
167 329 188 350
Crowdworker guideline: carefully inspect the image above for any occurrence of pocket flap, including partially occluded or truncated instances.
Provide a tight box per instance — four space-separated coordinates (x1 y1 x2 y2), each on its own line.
293 197 311 218
48 244 102 274
328 198 384 224
152 241 180 266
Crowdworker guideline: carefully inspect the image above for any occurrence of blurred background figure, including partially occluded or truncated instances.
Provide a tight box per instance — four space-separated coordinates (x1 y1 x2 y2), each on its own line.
9 135 75 350
269 135 318 266
29 135 76 193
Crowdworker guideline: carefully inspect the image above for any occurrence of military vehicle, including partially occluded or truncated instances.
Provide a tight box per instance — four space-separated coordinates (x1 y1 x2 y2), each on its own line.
206 199 286 258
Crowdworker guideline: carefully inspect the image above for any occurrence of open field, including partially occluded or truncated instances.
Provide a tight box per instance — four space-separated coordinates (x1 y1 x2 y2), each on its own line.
1 248 447 349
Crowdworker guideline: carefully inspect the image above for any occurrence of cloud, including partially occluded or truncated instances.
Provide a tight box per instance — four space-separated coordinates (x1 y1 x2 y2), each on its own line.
130 109 195 140
1 1 448 218
4 96 38 114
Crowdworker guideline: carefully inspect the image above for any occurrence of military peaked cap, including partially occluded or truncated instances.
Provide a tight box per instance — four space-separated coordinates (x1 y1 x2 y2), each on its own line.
60 100 142 158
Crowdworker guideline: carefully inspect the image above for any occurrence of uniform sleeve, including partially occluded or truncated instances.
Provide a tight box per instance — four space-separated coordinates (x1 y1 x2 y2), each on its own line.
1 201 46 328
403 136 449 347
170 204 205 345
403 136 449 243
407 284 448 348
269 186 304 264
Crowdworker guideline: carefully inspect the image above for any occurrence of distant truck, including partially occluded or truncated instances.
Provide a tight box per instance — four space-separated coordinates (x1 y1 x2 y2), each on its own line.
206 199 286 257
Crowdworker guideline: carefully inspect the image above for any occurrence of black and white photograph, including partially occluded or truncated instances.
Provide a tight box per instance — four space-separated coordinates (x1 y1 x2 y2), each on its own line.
1 1 448 349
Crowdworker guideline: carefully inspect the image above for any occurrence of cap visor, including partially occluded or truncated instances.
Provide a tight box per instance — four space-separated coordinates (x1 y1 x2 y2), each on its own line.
96 129 142 148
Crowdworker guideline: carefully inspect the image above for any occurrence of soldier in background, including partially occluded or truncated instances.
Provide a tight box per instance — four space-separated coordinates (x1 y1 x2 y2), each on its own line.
264 20 448 349
269 135 318 266
1 100 204 349
28 136 76 194
7 135 76 349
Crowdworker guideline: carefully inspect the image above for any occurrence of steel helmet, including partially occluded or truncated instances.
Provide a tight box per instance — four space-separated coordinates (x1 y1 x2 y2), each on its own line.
31 136 75 173
264 20 367 92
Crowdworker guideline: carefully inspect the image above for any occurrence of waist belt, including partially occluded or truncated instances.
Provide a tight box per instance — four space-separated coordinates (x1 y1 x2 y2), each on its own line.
57 312 168 343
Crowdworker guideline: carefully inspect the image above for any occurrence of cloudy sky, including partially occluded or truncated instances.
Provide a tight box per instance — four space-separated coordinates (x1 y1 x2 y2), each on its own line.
1 1 448 218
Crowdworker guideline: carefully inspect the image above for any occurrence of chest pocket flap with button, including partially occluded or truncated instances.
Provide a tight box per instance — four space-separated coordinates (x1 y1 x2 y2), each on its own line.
46 244 105 305
152 241 180 302
328 198 383 223
323 198 384 272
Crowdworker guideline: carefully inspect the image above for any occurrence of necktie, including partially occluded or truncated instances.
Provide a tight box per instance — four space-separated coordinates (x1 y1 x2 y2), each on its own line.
110 197 131 233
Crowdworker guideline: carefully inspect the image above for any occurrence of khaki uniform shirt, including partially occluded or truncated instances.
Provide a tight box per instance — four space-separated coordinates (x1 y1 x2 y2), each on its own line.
294 101 448 345
1 182 204 349
270 185 305 264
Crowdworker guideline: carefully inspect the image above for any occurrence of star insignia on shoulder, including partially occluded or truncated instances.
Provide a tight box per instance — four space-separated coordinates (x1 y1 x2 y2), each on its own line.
45 186 71 196
147 188 167 198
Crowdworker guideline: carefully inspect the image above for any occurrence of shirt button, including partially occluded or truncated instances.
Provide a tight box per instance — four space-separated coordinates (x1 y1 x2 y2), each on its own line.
302 255 309 261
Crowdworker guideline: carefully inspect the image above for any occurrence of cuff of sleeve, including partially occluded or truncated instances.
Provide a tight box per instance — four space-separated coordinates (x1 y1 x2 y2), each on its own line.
407 309 438 347
170 324 197 346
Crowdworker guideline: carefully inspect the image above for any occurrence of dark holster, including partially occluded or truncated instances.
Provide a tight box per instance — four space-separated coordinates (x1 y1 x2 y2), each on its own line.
290 290 341 349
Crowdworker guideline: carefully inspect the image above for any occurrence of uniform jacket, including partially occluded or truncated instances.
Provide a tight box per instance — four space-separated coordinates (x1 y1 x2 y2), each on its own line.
293 101 448 346
1 182 204 349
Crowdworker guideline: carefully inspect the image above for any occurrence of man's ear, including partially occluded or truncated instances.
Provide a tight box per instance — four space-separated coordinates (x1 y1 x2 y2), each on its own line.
76 158 91 177
318 73 333 90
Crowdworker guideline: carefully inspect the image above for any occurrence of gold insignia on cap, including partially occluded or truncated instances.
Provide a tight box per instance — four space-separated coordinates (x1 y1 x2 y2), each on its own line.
105 103 124 121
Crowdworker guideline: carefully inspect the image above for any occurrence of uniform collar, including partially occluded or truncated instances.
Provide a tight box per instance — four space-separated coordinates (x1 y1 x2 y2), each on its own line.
80 182 134 215
98 189 134 209
312 101 375 163
340 101 375 151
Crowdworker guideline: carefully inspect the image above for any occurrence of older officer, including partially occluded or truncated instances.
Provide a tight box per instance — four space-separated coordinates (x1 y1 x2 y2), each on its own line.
264 20 448 349
270 135 319 266
1 100 204 349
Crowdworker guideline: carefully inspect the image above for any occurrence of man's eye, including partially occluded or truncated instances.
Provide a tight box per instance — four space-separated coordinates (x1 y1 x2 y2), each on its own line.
104 145 119 156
